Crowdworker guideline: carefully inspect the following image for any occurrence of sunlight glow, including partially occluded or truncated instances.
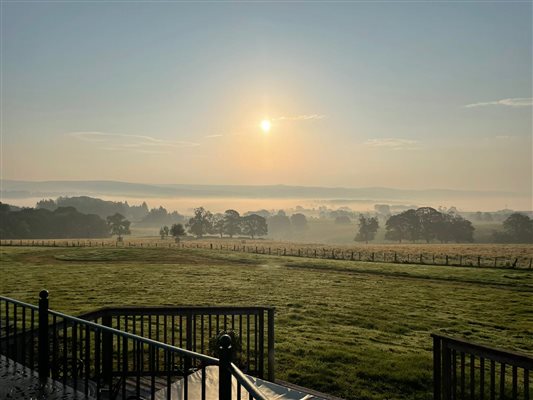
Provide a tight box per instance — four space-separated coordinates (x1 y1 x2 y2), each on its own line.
260 119 272 133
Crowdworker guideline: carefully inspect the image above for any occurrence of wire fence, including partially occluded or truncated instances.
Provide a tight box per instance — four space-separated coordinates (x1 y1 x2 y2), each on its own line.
1 239 532 269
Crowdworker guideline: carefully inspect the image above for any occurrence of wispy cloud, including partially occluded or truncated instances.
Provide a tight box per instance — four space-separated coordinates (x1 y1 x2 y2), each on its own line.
205 134 223 138
272 114 326 121
69 131 199 154
464 97 533 108
364 138 420 150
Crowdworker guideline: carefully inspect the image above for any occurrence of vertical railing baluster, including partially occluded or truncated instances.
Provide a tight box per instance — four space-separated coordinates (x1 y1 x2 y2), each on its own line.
524 369 529 400
150 345 157 399
434 336 442 400
85 325 90 395
470 354 475 400
38 290 50 383
512 366 517 400
21 307 26 365
62 317 67 385
122 335 127 400
480 357 485 400
30 309 35 369
259 311 264 379
443 343 451 400
490 360 496 400
500 363 506 400
461 352 466 400
166 350 172 400
268 308 275 382
95 329 101 399
72 322 78 390
52 315 57 379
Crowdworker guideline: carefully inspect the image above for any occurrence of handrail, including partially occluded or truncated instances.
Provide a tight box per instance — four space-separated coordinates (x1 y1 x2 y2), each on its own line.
229 362 270 400
432 333 533 369
0 296 39 311
1 293 272 400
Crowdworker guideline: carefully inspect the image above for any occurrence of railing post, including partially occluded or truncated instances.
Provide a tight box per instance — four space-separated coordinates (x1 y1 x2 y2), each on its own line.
442 340 452 400
38 290 50 383
218 334 233 400
433 335 442 400
267 308 275 382
102 314 113 386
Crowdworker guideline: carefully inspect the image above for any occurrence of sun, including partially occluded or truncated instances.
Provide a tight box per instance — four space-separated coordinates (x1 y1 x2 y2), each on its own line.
260 119 272 133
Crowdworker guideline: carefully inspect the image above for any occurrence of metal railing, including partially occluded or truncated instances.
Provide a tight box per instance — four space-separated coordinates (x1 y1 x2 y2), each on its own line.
433 334 532 400
77 305 275 381
0 291 270 400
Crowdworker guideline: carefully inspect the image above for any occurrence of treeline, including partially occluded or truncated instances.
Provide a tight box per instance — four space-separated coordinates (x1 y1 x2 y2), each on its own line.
36 196 184 226
160 207 269 240
352 207 474 243
0 203 110 239
384 207 475 243
355 207 532 244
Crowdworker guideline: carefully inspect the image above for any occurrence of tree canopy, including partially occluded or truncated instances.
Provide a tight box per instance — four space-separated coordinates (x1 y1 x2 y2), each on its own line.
241 214 268 239
385 207 474 243
106 213 131 241
354 215 379 243
186 207 213 238
0 204 110 239
493 213 533 243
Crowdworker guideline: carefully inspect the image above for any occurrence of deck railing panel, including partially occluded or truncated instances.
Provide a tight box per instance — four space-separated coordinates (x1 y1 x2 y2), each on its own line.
0 292 269 400
79 305 275 381
433 334 532 400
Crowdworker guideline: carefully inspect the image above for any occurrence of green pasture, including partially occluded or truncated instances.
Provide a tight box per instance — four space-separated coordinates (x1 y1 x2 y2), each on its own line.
0 247 531 400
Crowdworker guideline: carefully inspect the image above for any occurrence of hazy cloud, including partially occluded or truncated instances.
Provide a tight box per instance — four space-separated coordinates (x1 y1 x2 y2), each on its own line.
272 114 326 121
464 97 533 108
69 131 199 153
364 138 420 150
205 134 223 138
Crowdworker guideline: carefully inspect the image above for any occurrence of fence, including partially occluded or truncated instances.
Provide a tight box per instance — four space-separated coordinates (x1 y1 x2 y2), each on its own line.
433 334 532 400
1 239 531 269
0 291 269 400
77 305 275 381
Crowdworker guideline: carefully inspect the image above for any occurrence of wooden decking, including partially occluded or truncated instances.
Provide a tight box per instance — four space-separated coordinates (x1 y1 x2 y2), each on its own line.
0 355 96 399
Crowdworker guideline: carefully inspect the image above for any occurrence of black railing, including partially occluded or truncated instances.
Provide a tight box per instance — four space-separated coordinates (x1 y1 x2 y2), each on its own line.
0 291 270 400
77 305 275 382
433 334 532 400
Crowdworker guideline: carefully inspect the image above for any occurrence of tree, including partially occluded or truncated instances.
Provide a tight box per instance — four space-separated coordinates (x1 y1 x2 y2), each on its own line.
159 225 169 239
170 223 186 243
267 211 291 238
106 213 131 242
416 207 443 243
290 213 308 230
211 213 225 237
186 207 213 238
494 213 533 243
241 214 268 239
354 214 379 243
385 211 417 243
447 214 474 243
223 209 241 238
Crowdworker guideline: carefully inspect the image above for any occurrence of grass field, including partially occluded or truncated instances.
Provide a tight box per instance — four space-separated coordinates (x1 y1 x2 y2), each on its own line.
1 246 532 400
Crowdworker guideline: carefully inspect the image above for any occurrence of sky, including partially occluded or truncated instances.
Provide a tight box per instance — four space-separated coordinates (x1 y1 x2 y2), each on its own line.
1 1 532 197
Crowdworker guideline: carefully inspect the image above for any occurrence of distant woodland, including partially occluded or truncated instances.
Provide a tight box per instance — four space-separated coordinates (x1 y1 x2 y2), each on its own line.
0 196 531 243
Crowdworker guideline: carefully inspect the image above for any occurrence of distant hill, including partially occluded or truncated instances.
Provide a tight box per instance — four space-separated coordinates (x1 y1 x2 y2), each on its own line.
0 179 523 202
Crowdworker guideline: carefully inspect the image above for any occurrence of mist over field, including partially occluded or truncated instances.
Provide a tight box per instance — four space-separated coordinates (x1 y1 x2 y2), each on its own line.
2 179 531 213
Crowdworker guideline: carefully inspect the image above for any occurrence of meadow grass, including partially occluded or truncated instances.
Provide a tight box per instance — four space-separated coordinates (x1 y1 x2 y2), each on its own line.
1 246 532 400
